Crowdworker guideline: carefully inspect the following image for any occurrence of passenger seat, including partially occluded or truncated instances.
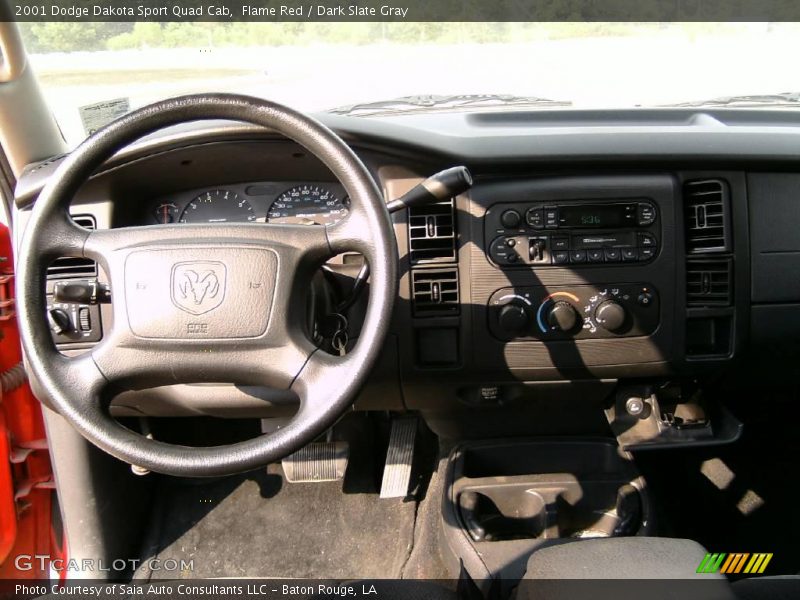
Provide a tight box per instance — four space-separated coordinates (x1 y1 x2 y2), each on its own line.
517 537 737 600
732 576 800 600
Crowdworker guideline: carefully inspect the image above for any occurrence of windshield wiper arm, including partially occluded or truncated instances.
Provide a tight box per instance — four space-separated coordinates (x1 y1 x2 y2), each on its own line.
329 94 571 116
667 92 800 107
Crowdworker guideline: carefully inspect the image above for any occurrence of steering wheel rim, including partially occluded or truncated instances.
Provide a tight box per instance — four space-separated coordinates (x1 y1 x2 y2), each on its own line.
17 94 397 477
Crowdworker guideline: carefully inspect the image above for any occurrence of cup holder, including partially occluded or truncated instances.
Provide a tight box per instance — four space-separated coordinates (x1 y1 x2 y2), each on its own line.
459 490 547 542
450 440 648 545
443 439 652 586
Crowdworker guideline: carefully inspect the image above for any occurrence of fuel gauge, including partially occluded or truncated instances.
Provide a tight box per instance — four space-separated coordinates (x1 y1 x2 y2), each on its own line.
154 203 180 224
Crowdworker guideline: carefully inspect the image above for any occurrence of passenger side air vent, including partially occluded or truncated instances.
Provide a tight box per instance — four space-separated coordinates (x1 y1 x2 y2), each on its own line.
408 200 456 264
684 179 729 254
411 268 459 316
46 215 97 279
686 259 732 307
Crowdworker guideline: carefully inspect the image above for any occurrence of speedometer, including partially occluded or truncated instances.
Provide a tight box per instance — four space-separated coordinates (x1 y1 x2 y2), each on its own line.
267 185 349 225
179 189 256 223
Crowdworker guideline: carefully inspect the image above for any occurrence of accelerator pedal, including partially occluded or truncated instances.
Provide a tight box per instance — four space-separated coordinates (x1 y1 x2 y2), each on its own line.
282 441 349 483
380 417 418 499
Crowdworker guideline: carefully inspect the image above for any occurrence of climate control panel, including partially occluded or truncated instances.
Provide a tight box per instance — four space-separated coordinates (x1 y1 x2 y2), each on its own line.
488 283 659 341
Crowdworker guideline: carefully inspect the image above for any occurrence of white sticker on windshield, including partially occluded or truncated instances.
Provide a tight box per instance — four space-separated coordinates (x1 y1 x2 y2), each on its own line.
78 98 130 136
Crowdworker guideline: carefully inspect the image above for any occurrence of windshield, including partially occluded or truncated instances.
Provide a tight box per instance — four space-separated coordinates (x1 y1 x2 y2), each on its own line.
19 22 800 147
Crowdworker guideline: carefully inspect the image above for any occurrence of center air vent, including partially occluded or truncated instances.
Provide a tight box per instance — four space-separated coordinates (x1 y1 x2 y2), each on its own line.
46 215 97 280
684 179 729 254
687 259 732 306
408 200 456 264
411 268 459 316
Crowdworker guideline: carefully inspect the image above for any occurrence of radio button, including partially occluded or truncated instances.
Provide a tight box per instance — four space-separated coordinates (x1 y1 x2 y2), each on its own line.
639 247 656 261
638 232 657 247
526 208 544 229
544 208 559 229
622 247 638 261
637 202 656 226
570 250 587 263
588 249 605 263
551 237 570 251
553 250 570 264
604 248 621 262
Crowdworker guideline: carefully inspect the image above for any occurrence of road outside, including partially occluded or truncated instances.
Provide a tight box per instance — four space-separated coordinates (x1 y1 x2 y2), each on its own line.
25 24 800 146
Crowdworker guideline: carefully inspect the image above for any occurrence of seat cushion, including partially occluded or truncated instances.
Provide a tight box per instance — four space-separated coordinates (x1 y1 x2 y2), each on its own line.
517 537 738 600
733 576 800 600
524 536 717 579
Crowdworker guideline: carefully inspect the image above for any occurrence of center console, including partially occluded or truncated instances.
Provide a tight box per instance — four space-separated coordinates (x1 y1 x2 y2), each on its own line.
440 439 653 591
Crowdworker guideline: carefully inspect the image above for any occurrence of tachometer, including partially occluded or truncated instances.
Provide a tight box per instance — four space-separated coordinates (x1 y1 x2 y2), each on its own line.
179 189 256 223
267 185 348 225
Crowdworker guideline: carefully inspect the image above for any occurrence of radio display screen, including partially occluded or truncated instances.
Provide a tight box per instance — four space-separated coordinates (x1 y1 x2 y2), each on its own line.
558 203 636 229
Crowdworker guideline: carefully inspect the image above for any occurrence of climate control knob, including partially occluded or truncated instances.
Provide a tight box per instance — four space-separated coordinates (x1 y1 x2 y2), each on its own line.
498 303 530 335
546 301 579 332
595 299 627 332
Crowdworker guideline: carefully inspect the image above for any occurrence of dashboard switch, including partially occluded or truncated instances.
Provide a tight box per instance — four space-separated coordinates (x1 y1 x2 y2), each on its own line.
622 248 638 261
501 209 522 228
78 307 92 331
588 249 604 263
570 250 587 263
48 308 73 335
595 299 627 332
526 208 544 229
498 303 530 335
637 202 656 226
546 301 579 332
544 207 559 228
529 238 547 262
553 250 569 264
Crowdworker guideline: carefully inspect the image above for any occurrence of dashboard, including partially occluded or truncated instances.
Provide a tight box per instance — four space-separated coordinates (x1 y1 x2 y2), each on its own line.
148 181 348 226
15 106 800 420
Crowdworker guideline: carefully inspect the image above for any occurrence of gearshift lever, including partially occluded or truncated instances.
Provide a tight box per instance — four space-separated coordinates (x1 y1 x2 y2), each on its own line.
385 166 473 213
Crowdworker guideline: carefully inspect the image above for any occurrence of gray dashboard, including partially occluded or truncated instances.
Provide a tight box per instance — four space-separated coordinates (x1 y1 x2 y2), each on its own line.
13 107 800 416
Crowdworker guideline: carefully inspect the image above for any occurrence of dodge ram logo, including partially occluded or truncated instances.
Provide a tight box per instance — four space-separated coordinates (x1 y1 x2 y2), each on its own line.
170 261 226 315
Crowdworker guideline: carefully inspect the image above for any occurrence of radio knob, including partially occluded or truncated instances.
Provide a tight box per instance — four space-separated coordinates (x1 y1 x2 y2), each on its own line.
500 209 522 228
595 300 627 332
498 303 530 335
546 301 579 332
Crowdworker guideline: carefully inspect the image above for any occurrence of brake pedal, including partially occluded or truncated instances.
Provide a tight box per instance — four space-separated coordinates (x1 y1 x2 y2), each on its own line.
282 441 349 483
380 417 417 499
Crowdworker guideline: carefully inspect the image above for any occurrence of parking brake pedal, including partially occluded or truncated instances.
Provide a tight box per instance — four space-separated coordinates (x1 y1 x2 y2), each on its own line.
380 418 417 499
282 441 349 483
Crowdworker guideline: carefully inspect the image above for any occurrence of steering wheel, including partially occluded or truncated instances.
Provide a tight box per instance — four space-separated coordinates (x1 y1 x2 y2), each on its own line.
16 94 397 477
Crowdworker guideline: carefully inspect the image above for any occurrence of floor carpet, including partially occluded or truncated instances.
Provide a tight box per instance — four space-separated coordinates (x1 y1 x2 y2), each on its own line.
140 464 417 579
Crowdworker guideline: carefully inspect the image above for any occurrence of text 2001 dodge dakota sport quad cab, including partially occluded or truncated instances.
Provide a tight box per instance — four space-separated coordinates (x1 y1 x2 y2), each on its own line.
0 12 799 600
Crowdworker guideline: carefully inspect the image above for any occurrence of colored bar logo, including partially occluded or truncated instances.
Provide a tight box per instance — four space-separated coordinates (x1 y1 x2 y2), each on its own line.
697 553 773 574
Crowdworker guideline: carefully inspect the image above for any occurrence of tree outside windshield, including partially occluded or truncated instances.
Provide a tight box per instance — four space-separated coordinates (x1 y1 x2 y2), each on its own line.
18 22 800 147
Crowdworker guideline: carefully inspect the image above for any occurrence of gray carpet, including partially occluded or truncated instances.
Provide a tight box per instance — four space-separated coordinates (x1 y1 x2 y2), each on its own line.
142 464 417 579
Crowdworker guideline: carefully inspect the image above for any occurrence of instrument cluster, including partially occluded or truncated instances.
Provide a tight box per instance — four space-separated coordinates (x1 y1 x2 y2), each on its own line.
149 181 349 226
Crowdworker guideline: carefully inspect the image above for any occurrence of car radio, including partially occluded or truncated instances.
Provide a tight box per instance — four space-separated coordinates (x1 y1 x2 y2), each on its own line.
485 199 659 267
